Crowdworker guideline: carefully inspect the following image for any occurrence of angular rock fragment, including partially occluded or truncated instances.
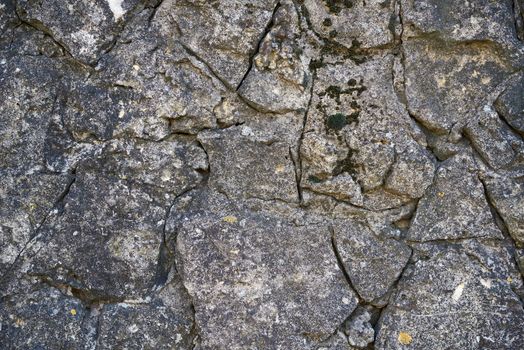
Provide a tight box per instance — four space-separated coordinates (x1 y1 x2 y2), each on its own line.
333 221 411 304
482 174 524 247
375 247 524 349
464 105 523 170
238 1 311 113
98 275 194 349
407 153 502 242
495 75 524 135
164 0 279 87
0 286 88 348
16 0 139 64
171 191 357 349
404 39 513 133
26 140 208 300
384 147 435 198
198 125 299 203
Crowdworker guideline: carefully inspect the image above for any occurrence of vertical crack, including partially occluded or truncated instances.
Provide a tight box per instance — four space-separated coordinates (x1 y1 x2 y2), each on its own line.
296 73 315 205
514 0 524 41
330 226 362 300
236 1 281 91
0 171 76 285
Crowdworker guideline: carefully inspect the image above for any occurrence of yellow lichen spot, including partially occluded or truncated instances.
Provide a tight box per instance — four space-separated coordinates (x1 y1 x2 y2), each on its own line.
15 318 25 327
132 64 140 71
222 216 238 224
507 276 513 283
70 309 77 316
481 76 491 85
436 76 446 88
275 164 286 173
28 203 37 211
398 332 413 345
437 192 445 198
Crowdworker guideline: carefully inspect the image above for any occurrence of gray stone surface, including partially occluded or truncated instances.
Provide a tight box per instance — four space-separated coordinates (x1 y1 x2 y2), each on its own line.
375 243 524 349
407 153 502 242
334 220 411 304
170 191 357 349
1 0 524 348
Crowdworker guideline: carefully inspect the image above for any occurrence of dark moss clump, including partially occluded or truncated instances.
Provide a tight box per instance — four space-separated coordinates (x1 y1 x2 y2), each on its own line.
326 113 348 130
308 175 324 183
324 85 342 101
380 0 392 8
333 148 358 176
325 109 359 131
322 18 332 27
309 59 325 71
324 0 353 14
319 84 367 104
329 30 338 38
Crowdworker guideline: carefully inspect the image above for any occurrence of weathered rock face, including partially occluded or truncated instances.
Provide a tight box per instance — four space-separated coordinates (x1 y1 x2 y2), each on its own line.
1 0 523 349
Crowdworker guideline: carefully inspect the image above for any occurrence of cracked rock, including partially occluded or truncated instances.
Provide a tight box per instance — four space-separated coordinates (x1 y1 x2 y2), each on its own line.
301 53 433 210
17 0 140 64
97 274 194 349
170 190 358 349
2 0 524 348
22 140 207 301
333 220 411 304
238 0 311 113
407 153 503 242
375 246 524 349
0 286 89 349
165 0 279 88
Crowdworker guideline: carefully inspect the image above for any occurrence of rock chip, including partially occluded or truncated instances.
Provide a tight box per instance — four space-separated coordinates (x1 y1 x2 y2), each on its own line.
407 153 502 242
333 220 411 304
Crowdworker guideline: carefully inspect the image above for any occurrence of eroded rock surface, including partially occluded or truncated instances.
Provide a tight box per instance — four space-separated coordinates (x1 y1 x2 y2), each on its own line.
1 0 523 349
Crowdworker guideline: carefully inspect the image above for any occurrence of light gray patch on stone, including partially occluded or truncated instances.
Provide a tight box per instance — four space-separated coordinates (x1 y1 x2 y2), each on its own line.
375 247 524 350
482 173 524 246
172 191 358 349
0 286 88 348
407 153 503 242
17 0 139 64
97 275 194 349
333 220 411 304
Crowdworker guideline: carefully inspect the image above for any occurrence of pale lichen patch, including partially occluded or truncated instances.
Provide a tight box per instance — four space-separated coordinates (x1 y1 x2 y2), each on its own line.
107 0 126 21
